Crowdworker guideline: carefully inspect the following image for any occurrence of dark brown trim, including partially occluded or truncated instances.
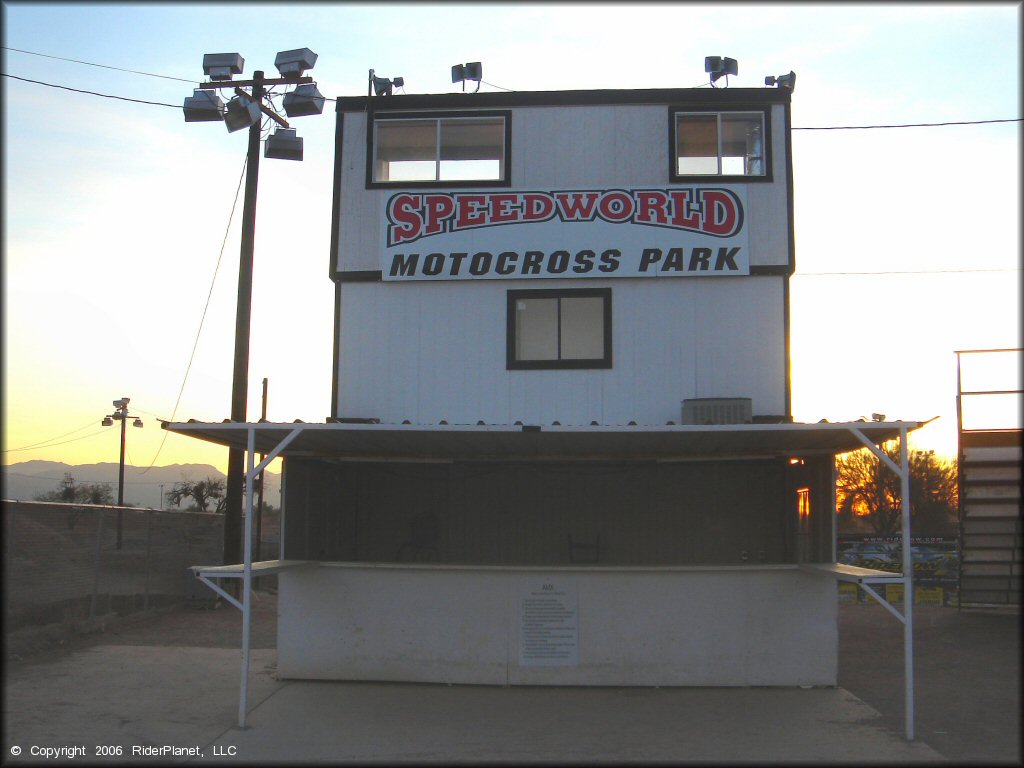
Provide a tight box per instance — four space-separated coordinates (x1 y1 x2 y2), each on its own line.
366 110 512 189
336 87 791 113
750 265 793 276
329 109 345 280
782 99 795 418
784 99 796 273
507 287 612 370
338 270 384 283
331 279 341 420
669 105 773 184
783 270 792 420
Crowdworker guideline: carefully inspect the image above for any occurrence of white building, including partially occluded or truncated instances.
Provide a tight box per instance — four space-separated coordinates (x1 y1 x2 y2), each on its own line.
172 79 921 734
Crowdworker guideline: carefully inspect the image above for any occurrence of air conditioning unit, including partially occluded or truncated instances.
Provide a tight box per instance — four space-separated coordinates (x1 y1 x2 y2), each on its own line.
682 398 752 425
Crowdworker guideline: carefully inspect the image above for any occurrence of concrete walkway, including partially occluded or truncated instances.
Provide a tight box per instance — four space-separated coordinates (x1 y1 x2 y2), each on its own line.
4 645 942 764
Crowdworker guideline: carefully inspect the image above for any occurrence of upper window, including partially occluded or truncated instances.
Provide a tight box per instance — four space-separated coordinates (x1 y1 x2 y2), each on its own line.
672 109 769 180
507 288 612 370
371 111 510 187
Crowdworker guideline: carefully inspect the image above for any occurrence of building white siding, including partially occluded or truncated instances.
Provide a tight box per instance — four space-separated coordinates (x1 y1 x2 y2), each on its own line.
337 276 785 424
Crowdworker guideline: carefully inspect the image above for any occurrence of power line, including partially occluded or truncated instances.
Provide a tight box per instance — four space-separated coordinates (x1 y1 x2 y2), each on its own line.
4 471 169 487
1 418 103 452
793 118 1022 130
2 428 112 453
5 67 1019 131
140 154 249 473
2 73 180 108
2 45 199 83
795 267 1019 276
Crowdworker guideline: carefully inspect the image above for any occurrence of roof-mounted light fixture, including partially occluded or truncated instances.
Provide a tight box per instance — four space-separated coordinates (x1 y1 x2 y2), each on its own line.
705 55 737 87
369 69 404 97
765 71 796 92
203 52 245 81
451 61 482 92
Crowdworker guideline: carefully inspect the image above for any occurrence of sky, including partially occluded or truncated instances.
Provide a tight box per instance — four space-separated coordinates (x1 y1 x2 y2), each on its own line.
2 1 1021 478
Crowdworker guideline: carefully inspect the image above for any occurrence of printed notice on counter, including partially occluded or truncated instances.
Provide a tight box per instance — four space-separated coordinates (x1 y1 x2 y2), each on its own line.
519 578 579 666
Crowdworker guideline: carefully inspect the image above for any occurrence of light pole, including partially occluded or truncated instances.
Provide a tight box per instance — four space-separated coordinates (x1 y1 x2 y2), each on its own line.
183 50 324 567
101 397 143 549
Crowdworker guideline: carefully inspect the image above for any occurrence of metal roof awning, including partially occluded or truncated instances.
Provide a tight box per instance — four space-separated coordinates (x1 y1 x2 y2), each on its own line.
161 419 930 462
173 416 929 738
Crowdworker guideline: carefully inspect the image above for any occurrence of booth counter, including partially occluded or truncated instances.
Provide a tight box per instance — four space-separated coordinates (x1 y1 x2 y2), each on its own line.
274 560 837 687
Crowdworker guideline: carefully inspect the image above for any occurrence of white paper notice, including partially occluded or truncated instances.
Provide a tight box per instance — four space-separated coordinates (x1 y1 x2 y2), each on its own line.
519 578 579 666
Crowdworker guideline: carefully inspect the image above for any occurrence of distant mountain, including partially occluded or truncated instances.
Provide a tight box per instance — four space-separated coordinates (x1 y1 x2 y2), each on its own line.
1 460 281 509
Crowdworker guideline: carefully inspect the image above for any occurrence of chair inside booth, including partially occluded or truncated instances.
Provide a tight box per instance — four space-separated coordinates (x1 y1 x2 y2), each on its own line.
281 457 833 566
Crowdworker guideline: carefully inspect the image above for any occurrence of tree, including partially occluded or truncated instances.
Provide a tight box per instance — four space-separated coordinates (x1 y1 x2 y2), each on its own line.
165 477 225 513
835 442 958 536
34 472 114 505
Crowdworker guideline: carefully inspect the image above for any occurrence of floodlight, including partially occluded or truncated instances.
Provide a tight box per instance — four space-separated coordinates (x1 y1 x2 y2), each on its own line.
372 75 403 96
224 94 262 133
114 398 129 408
203 53 244 81
274 47 317 78
451 62 482 83
705 55 738 84
264 127 303 161
101 417 113 427
451 62 483 92
282 83 325 117
183 89 225 122
133 418 144 428
765 70 796 92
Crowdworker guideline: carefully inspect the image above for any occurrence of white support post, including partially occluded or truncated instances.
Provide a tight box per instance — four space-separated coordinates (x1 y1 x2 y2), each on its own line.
847 424 915 741
899 426 915 741
239 426 256 729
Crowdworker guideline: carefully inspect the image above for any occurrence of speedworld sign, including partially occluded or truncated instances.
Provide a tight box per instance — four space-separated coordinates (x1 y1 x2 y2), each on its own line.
381 187 749 281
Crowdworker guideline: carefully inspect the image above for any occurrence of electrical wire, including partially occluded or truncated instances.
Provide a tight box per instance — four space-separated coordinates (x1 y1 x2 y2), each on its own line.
140 154 248 473
6 71 1019 131
2 45 198 83
2 428 112 452
793 118 1022 130
4 470 164 486
2 73 181 108
795 267 1019 276
480 79 515 92
2 419 109 452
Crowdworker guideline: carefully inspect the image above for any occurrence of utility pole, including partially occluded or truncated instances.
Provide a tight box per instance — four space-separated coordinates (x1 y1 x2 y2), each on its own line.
222 70 265 570
187 51 322 572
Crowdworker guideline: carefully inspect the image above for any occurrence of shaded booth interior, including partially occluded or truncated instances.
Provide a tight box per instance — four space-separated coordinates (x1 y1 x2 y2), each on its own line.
282 455 835 567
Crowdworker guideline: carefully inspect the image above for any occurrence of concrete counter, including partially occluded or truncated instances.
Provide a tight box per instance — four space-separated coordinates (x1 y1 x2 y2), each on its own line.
278 561 837 687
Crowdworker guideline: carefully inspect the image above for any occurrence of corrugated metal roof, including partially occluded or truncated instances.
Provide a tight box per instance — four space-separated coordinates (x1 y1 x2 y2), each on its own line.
160 420 928 462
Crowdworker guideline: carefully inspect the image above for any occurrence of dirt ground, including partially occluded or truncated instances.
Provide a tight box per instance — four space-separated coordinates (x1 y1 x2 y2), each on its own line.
5 588 1020 764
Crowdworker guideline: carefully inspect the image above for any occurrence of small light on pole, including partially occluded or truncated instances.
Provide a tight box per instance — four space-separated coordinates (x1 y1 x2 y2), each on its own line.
101 397 143 550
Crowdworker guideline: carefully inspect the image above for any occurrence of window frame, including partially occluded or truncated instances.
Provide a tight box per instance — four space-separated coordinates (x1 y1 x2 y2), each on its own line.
506 288 613 370
669 106 772 183
367 109 512 189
